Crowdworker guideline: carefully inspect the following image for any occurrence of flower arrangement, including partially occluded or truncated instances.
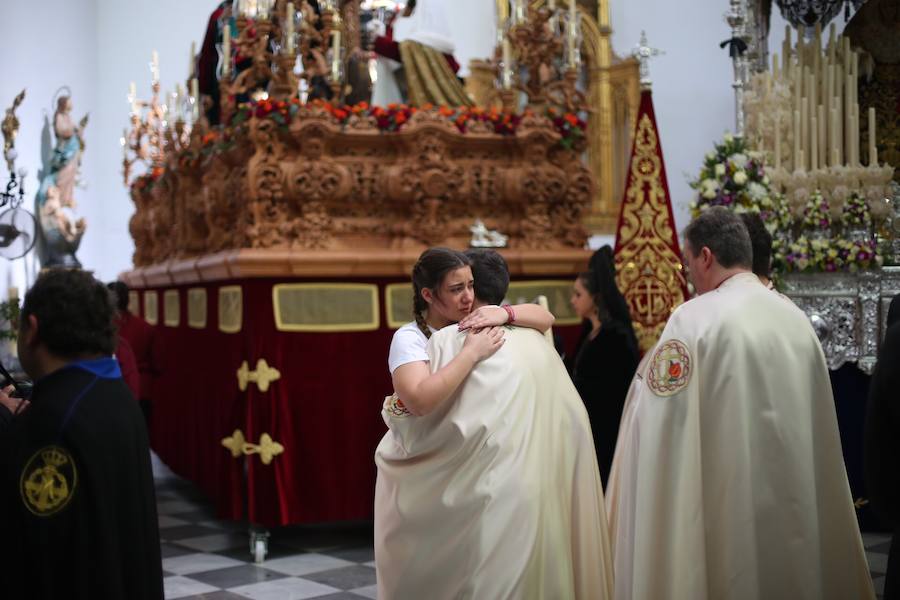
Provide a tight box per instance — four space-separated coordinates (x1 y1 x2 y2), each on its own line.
692 134 882 274
779 235 881 273
841 193 872 228
130 166 165 193
690 134 791 231
800 192 831 231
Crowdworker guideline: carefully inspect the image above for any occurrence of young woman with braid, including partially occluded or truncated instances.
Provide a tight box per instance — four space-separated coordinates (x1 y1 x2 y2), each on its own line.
387 247 555 417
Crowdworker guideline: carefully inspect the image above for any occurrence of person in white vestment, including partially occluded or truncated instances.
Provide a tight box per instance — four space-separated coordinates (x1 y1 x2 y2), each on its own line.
376 249 614 600
605 207 875 600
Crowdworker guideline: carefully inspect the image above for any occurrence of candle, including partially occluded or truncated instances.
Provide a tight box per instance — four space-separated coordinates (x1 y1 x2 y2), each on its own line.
869 107 877 166
772 52 780 80
810 115 818 171
152 50 159 82
502 39 513 89
832 106 841 165
800 99 808 170
121 128 129 158
793 109 802 172
331 29 342 81
8 286 18 301
258 0 271 20
286 2 295 53
190 41 196 77
223 25 231 76
851 103 859 166
817 104 826 169
774 114 781 169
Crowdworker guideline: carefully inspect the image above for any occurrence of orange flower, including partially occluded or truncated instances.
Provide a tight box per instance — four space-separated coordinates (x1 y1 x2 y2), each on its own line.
668 361 682 379
334 109 348 120
564 113 579 126
357 101 369 110
439 106 454 117
202 132 217 145
387 103 398 110
422 103 434 111
395 113 408 124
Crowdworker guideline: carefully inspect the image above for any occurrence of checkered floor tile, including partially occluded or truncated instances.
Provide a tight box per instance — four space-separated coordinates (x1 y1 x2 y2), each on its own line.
153 454 892 599
152 455 377 599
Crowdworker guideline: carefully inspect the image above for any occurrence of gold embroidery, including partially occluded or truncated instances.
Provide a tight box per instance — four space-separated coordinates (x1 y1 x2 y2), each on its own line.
20 446 78 517
221 429 284 465
614 112 687 352
243 433 284 465
221 429 246 458
236 359 281 393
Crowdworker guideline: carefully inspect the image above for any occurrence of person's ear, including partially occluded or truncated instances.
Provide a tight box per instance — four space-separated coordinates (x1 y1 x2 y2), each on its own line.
421 287 434 305
700 246 714 268
20 314 38 347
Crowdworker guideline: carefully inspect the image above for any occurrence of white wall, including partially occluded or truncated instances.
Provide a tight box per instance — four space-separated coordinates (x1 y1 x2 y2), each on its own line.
0 0 217 295
609 2 845 237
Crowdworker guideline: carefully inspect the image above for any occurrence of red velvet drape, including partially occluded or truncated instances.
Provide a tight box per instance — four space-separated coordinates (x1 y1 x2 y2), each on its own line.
144 276 581 527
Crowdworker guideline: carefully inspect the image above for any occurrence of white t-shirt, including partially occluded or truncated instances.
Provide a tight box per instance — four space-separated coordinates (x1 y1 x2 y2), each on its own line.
388 322 438 374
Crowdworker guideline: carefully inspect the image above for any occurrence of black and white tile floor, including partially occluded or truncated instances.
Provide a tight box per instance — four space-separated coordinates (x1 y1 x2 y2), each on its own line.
154 454 892 599
154 455 377 600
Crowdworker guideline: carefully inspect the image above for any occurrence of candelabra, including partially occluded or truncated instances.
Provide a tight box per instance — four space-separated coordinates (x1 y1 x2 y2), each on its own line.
122 77 168 187
218 0 343 122
724 0 749 138
501 1 588 113
1 89 26 209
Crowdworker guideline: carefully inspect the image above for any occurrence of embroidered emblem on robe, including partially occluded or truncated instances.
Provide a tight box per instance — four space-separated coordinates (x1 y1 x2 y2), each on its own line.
648 339 692 397
20 445 78 516
384 393 411 418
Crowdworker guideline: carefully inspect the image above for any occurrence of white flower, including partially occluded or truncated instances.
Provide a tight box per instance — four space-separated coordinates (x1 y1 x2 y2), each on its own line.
747 182 766 201
714 163 726 177
724 133 734 143
729 153 749 168
705 151 715 161
733 170 748 185
762 176 769 185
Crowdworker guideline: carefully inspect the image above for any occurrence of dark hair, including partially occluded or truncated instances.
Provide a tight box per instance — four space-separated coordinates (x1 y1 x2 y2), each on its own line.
683 206 753 269
411 247 470 338
22 269 116 358
464 249 509 305
739 212 773 278
578 245 638 349
107 280 130 312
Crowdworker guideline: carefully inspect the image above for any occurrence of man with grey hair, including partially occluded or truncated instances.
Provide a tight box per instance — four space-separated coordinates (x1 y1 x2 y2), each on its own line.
605 207 874 599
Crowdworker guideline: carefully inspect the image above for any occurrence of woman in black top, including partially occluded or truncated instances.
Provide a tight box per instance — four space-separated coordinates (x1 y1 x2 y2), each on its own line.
568 246 640 486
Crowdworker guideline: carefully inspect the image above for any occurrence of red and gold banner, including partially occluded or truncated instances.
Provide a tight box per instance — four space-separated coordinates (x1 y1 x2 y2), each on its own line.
614 90 688 353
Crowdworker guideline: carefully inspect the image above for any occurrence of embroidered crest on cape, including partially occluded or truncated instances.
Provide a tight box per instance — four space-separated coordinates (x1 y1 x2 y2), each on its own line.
20 445 78 516
647 339 692 397
384 393 412 418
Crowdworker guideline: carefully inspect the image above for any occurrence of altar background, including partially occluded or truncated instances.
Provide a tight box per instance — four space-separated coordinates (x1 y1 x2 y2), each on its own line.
1 0 807 293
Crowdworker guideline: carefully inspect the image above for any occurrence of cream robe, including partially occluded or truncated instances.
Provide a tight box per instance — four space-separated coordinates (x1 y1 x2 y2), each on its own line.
605 272 875 600
375 326 614 600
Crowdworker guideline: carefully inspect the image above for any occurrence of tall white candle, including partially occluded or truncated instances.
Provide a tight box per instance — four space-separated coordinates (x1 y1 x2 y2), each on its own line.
502 39 513 89
331 29 342 80
774 114 781 169
223 26 231 76
810 115 818 171
793 109 802 172
151 50 160 82
817 104 826 169
190 41 196 77
868 107 877 166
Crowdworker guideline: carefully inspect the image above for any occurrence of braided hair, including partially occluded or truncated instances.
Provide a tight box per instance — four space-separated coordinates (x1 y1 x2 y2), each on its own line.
578 245 639 352
411 247 470 338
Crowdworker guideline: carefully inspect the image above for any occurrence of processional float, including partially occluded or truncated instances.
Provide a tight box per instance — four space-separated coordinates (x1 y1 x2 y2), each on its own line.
119 0 639 553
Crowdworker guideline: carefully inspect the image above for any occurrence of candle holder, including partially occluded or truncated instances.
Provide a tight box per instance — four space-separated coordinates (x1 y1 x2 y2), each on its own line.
505 6 564 109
